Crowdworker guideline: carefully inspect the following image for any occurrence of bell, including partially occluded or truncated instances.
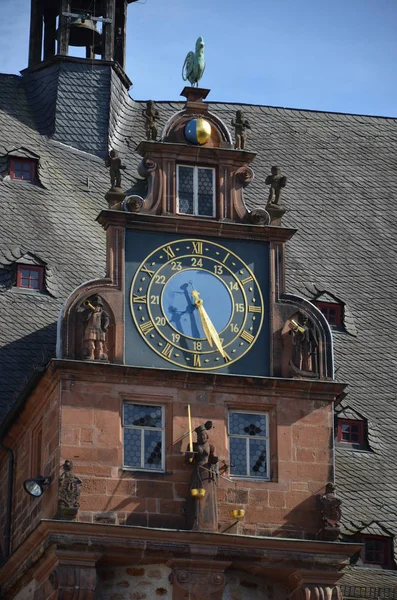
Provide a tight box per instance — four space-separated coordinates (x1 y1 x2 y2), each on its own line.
190 488 206 499
67 18 101 48
230 508 245 520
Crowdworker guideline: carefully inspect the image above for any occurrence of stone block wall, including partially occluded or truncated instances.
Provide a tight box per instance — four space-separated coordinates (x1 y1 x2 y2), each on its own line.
0 384 61 553
59 369 334 538
94 565 286 600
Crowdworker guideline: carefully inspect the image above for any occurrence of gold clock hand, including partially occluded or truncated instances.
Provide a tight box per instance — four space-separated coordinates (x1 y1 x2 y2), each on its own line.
192 290 227 359
192 290 213 347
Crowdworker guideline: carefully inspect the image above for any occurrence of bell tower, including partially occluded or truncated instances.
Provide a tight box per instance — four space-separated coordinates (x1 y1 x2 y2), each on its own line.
28 0 138 70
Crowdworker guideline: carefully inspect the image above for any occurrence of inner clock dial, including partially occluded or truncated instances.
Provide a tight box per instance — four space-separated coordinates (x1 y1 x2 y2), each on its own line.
162 269 233 339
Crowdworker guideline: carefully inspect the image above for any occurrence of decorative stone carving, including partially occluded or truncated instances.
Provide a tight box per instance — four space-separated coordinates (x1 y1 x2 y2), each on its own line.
142 100 160 141
282 311 319 378
105 149 125 189
185 422 218 531
82 296 110 361
58 460 82 520
250 208 270 226
123 195 144 213
56 563 97 600
319 483 342 541
231 110 251 150
265 165 287 206
167 559 230 600
137 157 157 179
297 585 342 600
236 165 254 186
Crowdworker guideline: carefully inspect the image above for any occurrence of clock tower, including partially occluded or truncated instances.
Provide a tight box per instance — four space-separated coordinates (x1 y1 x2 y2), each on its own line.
0 82 359 599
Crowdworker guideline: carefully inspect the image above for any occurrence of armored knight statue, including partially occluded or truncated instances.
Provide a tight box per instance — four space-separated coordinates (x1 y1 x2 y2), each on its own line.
142 100 160 141
319 483 342 541
185 422 218 532
282 311 319 377
105 149 125 189
182 37 206 87
265 166 287 205
231 110 251 150
82 296 110 361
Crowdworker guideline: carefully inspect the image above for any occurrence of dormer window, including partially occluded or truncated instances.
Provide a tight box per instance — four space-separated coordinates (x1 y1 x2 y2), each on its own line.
10 158 36 182
176 165 215 217
16 265 44 291
337 418 365 447
316 301 343 328
362 536 392 567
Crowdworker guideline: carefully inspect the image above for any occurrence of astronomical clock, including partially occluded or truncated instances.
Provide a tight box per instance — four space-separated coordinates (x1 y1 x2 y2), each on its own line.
125 231 270 376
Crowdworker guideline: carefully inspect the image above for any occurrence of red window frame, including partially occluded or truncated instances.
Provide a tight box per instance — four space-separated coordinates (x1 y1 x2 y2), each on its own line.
316 302 342 327
362 536 391 566
337 419 364 445
9 158 36 181
16 265 44 291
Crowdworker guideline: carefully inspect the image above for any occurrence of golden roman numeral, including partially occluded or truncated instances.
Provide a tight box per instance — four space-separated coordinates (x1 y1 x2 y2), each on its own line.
141 265 154 277
163 246 175 259
241 330 254 343
193 354 201 367
140 321 154 335
248 305 261 313
192 242 203 255
162 343 173 359
222 252 230 264
241 275 253 285
133 295 147 303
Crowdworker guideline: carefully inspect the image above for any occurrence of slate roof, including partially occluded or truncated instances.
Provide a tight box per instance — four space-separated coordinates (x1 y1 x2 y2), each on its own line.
0 58 397 591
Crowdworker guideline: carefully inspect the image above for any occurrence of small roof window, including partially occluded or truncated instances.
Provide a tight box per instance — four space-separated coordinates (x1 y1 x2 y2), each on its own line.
9 158 36 182
316 301 343 328
16 265 44 291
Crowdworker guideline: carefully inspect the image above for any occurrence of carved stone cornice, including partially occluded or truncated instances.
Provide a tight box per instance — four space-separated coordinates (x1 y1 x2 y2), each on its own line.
167 559 231 600
97 210 296 244
0 520 361 596
288 571 343 600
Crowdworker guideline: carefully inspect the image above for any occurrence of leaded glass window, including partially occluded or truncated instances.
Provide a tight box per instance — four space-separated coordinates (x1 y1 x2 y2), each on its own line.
123 403 164 471
177 165 215 217
228 411 269 479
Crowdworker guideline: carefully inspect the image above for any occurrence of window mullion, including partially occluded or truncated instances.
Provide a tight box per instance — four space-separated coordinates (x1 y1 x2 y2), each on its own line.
193 166 198 215
141 428 145 469
246 438 250 477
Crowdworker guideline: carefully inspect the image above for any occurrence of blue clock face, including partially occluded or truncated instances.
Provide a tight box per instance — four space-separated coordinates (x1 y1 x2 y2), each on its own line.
128 237 265 371
162 270 232 339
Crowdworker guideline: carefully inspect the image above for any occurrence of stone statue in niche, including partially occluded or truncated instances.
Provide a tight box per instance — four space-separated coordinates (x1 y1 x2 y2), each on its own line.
282 311 319 377
319 483 342 541
58 460 82 520
185 422 218 532
105 149 125 189
142 100 160 141
265 166 287 206
82 296 110 361
231 110 251 150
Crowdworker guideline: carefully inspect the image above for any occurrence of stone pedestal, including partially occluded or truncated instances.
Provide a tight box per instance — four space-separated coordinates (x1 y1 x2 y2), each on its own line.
266 202 286 225
105 187 125 210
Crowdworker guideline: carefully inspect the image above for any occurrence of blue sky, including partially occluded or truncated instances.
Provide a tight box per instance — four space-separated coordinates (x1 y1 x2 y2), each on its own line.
1 0 396 116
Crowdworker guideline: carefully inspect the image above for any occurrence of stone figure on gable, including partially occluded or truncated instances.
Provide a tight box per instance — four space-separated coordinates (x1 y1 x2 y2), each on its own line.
82 296 110 361
265 165 287 206
185 422 218 532
142 100 160 141
231 110 251 150
105 149 125 189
